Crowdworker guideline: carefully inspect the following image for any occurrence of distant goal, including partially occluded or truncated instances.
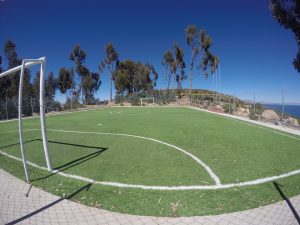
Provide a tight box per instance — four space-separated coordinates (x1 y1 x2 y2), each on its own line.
140 97 155 106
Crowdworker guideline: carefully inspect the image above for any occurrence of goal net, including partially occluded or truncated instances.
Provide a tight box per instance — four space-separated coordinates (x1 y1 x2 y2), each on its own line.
0 57 53 183
140 97 155 106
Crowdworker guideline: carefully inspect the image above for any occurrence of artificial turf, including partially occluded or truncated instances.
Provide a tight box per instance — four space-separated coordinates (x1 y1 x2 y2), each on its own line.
1 106 300 216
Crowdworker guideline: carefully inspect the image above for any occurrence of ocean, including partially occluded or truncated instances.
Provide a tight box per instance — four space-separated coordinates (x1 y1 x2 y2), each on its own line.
263 104 300 119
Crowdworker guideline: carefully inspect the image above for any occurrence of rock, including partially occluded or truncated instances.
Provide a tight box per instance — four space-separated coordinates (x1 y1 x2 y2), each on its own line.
287 116 299 126
236 107 249 116
261 110 280 121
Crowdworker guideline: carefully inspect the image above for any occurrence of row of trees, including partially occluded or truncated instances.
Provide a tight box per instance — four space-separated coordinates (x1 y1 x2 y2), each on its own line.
0 41 60 116
0 40 159 108
99 43 158 100
163 25 219 98
0 24 219 113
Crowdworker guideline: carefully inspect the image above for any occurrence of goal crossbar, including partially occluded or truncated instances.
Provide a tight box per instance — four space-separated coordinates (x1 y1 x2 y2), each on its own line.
0 57 52 183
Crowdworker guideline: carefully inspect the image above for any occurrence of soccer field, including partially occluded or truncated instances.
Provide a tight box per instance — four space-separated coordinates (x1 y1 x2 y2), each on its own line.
1 106 300 216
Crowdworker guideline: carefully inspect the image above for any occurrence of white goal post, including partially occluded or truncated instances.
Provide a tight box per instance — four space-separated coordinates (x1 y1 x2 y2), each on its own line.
140 97 154 106
0 57 52 183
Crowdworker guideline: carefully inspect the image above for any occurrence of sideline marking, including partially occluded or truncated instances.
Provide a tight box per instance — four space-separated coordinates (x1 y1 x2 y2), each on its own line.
109 111 123 114
189 107 300 141
109 110 151 116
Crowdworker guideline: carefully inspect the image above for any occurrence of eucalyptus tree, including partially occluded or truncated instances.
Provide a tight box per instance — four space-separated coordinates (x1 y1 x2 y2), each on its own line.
58 67 75 102
198 30 219 81
113 60 158 95
173 43 186 98
99 43 119 102
0 55 2 73
69 45 88 101
185 25 200 97
0 55 5 100
45 72 58 104
3 40 21 98
82 72 101 104
145 63 158 88
3 40 32 117
270 0 300 72
162 49 175 93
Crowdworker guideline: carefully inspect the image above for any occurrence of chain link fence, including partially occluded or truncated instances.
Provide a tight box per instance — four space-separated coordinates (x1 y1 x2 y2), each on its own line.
0 96 109 121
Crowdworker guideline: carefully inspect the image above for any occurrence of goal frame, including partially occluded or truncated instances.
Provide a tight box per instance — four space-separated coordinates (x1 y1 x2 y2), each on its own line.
140 97 154 107
0 57 52 183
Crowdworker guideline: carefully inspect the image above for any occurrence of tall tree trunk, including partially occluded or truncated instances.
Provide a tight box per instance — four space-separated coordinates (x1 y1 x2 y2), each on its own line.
178 78 182 99
189 46 195 101
173 74 176 96
110 75 112 102
166 74 171 98
190 62 193 100
109 66 113 103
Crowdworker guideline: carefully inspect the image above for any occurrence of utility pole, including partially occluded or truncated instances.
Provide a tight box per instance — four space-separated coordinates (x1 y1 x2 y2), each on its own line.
281 88 285 123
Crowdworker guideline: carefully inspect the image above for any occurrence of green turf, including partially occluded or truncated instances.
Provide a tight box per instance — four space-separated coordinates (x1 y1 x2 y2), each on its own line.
1 106 300 216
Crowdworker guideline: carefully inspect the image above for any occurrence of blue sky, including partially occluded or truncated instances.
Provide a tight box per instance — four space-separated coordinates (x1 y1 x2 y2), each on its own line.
0 0 299 103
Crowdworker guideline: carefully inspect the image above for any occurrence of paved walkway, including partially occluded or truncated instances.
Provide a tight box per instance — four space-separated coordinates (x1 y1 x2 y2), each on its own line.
1 170 300 224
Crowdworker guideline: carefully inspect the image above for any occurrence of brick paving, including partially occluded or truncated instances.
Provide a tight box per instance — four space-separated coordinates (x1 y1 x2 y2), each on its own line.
1 169 300 225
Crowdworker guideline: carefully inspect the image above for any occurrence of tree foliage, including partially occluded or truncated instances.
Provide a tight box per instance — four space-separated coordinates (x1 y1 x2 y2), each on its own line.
173 43 186 98
185 25 200 96
162 44 186 98
114 60 158 95
58 67 74 99
70 45 101 103
198 29 219 78
45 72 58 102
270 0 300 72
162 49 175 91
99 42 119 101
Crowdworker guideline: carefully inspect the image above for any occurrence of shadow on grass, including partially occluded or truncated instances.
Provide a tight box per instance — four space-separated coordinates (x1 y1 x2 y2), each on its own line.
30 139 108 182
273 182 300 224
0 139 37 150
0 138 108 182
6 183 92 225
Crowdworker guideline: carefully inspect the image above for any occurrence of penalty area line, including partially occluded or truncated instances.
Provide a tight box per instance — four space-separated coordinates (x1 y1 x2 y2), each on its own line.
24 128 221 185
1 149 300 190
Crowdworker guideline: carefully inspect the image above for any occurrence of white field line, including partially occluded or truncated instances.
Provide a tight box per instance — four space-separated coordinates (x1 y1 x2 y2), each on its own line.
109 110 151 116
189 107 300 141
1 149 300 190
29 128 221 185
